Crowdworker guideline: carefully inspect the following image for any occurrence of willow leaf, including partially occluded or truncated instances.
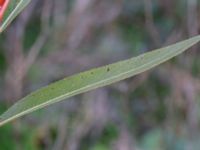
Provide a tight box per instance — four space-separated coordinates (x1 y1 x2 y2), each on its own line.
0 35 200 127
0 0 31 33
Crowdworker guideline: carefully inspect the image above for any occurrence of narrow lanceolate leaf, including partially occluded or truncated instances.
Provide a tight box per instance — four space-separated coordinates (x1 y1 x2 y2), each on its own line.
0 35 200 127
0 0 31 33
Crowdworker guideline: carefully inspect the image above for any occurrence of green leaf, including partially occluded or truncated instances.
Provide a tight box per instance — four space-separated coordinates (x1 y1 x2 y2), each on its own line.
0 0 31 33
0 35 200 127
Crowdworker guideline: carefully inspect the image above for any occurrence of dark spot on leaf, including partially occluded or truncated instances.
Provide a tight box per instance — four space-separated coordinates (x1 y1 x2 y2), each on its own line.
107 67 110 72
91 71 94 75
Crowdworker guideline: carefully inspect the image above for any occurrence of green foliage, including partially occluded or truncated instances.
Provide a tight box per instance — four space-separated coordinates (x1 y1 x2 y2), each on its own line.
0 1 200 149
0 125 15 149
0 35 199 127
140 129 163 150
0 0 31 32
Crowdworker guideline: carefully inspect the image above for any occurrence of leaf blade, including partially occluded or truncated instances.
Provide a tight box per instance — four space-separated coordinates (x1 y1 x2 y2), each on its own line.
0 0 31 33
0 35 200 127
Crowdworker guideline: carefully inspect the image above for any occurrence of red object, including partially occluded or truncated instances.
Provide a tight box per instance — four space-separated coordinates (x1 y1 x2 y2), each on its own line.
0 0 10 21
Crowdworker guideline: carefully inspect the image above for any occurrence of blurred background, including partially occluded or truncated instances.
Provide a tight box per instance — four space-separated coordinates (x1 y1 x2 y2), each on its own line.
0 0 200 149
